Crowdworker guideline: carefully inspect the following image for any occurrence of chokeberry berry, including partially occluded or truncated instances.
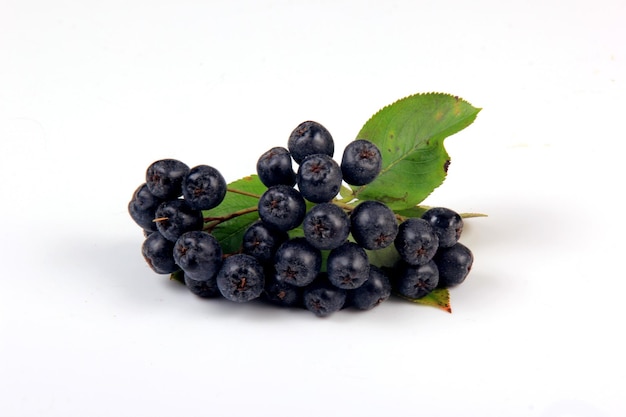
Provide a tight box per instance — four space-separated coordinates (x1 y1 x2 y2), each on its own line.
287 121 334 164
128 183 164 232
242 220 289 263
154 199 204 242
394 218 439 265
216 254 265 302
350 200 398 250
258 185 306 231
394 260 439 299
274 237 322 287
297 153 343 203
182 165 227 211
145 159 189 200
173 231 222 280
326 242 370 289
348 265 392 310
302 202 350 250
303 274 347 317
421 207 463 248
141 232 179 274
184 272 221 298
256 147 296 187
433 242 473 288
341 139 382 186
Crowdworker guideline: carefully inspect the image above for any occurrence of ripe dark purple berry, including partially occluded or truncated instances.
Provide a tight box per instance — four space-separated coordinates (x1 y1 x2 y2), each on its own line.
393 260 439 299
258 185 306 232
348 265 392 310
242 220 289 263
216 254 265 302
350 200 398 250
340 139 382 186
303 275 347 317
154 199 204 242
326 242 370 289
184 273 221 298
128 183 164 232
274 238 322 287
287 121 334 164
145 159 189 200
297 154 343 203
173 231 222 280
394 218 439 265
302 202 350 250
182 165 227 211
141 232 179 274
256 147 296 187
421 207 463 248
434 242 473 288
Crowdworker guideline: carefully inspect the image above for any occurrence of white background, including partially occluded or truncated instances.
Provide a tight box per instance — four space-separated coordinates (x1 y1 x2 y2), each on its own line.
1 1 625 416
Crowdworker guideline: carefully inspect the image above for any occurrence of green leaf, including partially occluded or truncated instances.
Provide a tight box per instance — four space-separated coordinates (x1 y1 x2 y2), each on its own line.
203 175 265 255
352 93 481 210
395 289 452 313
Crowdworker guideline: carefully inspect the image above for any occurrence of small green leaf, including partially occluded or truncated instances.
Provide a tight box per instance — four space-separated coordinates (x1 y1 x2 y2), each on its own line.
352 93 481 210
170 269 185 284
395 288 452 313
203 175 265 254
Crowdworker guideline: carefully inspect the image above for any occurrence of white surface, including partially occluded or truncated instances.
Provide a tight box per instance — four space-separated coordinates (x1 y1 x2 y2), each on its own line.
1 1 625 416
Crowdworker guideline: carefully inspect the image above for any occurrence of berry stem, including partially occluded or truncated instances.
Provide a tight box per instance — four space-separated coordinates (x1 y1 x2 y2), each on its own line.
227 187 262 199
203 205 259 233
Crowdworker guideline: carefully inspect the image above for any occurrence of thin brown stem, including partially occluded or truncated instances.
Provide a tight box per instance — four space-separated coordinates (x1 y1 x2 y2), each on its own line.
226 188 263 199
203 205 259 233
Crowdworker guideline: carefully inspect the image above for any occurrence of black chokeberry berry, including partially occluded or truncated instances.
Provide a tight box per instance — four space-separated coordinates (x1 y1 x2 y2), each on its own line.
145 159 189 200
182 165 227 211
350 200 398 250
216 254 265 302
287 121 334 164
256 147 296 187
341 139 382 186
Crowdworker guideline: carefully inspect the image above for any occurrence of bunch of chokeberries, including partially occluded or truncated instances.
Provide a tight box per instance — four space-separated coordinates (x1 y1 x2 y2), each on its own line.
128 121 474 317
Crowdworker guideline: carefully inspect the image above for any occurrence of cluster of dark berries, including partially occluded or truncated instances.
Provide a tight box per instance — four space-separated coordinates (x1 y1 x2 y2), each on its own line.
128 120 474 317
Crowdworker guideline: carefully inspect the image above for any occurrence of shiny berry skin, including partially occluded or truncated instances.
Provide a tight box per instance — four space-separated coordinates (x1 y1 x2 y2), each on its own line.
302 202 350 250
303 275 347 317
297 154 343 203
350 200 398 250
394 260 439 299
394 218 439 265
173 231 222 280
421 207 464 248
434 242 473 288
340 139 382 186
274 238 322 287
145 159 189 199
258 185 306 232
128 183 164 232
154 199 204 242
263 274 303 308
348 265 392 310
326 242 370 289
184 273 221 298
141 232 179 274
256 147 296 187
242 220 289 263
216 254 265 302
287 121 334 164
182 165 227 211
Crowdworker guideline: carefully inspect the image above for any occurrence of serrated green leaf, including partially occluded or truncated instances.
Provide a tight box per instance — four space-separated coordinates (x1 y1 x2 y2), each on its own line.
203 175 265 255
395 288 452 313
352 93 481 210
